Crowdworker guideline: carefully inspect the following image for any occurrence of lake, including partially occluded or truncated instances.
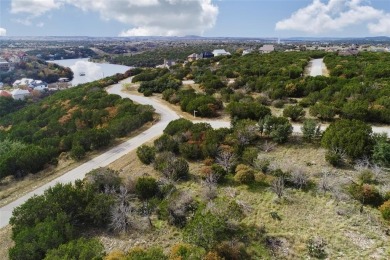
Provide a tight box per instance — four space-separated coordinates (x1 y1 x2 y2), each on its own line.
48 58 132 86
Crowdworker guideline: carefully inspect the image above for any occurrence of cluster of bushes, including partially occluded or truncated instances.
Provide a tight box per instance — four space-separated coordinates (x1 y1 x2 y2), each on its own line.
0 73 154 179
9 180 114 260
163 88 223 117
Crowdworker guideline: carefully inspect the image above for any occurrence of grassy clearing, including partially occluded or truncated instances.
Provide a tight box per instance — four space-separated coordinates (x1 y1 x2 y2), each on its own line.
101 139 390 258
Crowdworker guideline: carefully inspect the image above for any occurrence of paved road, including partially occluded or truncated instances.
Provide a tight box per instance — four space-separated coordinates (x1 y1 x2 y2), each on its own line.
2 78 390 228
309 58 325 77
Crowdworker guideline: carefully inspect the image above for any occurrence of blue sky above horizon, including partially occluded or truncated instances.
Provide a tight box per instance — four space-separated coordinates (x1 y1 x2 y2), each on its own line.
0 0 389 38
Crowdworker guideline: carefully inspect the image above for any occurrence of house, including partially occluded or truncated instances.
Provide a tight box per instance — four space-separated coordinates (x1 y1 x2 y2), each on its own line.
0 90 12 98
0 58 9 72
13 78 34 88
11 89 31 100
29 81 48 92
58 77 70 82
156 59 176 69
212 49 231 56
187 53 199 62
259 45 275 54
200 51 214 59
242 49 254 56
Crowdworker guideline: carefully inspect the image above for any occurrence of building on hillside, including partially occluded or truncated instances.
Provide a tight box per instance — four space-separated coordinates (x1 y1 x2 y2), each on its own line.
0 90 12 98
242 49 254 55
212 49 231 56
11 89 31 100
259 45 275 54
13 78 34 88
156 59 176 69
200 51 214 59
187 53 199 62
0 58 10 72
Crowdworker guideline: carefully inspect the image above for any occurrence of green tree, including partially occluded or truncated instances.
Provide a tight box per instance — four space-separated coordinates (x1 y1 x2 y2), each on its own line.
259 115 293 144
321 119 373 160
301 119 322 142
137 145 156 165
44 238 104 260
283 105 306 121
135 177 159 200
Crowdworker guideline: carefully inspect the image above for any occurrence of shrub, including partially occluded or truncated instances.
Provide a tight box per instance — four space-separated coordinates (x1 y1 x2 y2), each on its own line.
301 119 321 142
283 105 305 121
373 141 390 167
44 238 104 260
127 247 167 260
348 183 383 207
164 118 193 136
135 177 159 200
321 119 373 160
325 149 344 167
183 210 225 250
84 167 121 192
358 170 376 184
143 89 153 96
179 142 202 160
379 200 390 220
259 115 293 144
154 152 189 181
136 145 156 165
234 164 255 184
306 237 327 259
154 134 178 153
70 144 86 160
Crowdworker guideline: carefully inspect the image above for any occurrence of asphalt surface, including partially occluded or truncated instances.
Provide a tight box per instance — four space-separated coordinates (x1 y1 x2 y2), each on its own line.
1 77 390 228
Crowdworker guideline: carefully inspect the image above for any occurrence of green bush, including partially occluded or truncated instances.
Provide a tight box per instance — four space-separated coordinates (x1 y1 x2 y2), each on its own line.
135 177 159 200
301 119 322 142
234 164 255 184
306 237 327 259
373 141 390 167
283 105 305 121
325 150 344 167
379 200 390 220
321 119 373 160
127 247 167 260
259 115 293 144
164 118 193 135
348 183 383 207
137 145 156 165
44 238 104 260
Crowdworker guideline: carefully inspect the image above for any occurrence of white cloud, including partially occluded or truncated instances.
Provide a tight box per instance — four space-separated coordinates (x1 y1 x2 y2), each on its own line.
275 0 390 35
11 0 62 16
0 28 6 36
10 0 218 36
368 14 390 35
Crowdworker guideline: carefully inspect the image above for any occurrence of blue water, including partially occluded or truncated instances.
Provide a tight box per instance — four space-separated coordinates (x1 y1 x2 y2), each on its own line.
48 58 132 86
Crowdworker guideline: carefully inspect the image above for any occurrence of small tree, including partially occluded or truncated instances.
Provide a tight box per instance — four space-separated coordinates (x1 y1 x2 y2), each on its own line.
135 177 159 200
216 146 237 173
379 200 390 220
321 119 373 160
136 145 156 165
259 115 293 144
234 164 255 184
301 119 322 142
283 105 305 121
271 177 285 199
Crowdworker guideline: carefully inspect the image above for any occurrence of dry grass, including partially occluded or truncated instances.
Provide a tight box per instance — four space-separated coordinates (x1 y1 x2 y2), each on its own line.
0 226 13 260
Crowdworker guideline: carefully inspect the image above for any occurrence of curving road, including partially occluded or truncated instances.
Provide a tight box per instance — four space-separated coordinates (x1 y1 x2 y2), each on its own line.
1 78 390 228
0 79 229 228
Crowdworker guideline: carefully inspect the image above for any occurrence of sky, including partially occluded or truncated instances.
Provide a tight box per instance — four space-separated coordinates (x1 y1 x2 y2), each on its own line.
0 0 389 38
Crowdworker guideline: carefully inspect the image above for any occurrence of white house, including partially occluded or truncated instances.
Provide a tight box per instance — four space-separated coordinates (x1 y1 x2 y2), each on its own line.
33 85 48 92
13 78 34 88
242 49 254 55
11 89 31 100
212 49 231 56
